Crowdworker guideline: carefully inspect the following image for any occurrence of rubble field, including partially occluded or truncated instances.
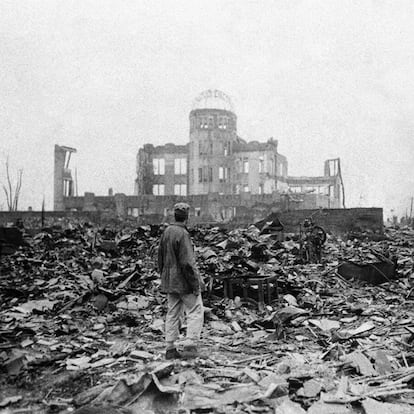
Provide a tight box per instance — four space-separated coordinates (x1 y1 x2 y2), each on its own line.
0 220 413 414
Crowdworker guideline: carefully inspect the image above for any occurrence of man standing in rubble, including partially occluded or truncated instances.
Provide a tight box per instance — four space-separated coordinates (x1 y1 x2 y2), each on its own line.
158 202 204 359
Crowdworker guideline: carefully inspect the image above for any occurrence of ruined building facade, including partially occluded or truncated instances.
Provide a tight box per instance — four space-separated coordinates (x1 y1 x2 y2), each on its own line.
134 90 343 209
135 92 290 198
54 90 345 221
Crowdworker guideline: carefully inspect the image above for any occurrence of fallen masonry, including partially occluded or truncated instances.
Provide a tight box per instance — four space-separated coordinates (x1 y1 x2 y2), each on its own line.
0 221 413 413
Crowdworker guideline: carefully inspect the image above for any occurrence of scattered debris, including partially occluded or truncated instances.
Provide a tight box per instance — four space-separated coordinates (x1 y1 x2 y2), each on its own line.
0 222 413 413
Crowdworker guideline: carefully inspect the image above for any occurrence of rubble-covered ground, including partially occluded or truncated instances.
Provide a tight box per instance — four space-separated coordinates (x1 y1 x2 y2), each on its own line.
0 220 413 414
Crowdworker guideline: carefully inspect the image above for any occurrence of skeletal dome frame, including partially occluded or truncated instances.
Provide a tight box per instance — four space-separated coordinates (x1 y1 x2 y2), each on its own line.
192 89 235 112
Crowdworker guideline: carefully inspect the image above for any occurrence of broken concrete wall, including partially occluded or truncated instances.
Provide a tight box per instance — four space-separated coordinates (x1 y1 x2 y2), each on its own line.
229 207 383 235
276 208 383 235
63 194 116 212
60 191 341 217
51 191 384 234
0 211 105 227
0 207 383 236
136 143 189 196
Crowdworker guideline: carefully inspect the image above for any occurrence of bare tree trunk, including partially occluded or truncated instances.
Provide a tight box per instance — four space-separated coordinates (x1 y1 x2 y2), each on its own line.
2 184 10 210
2 157 23 211
12 169 23 211
2 157 12 210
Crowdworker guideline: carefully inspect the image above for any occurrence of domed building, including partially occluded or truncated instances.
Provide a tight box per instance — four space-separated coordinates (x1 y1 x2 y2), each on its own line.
188 90 238 195
55 89 345 218
135 89 289 201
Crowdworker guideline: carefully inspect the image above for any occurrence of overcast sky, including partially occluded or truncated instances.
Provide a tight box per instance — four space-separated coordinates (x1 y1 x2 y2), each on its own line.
1 0 413 218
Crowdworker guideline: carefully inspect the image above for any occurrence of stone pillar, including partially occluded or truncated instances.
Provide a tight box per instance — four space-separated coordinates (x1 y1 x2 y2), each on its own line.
84 192 96 211
53 145 65 211
114 193 127 218
53 145 76 211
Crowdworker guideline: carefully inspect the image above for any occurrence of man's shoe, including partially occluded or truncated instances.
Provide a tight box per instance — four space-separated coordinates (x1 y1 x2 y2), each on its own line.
181 345 199 359
165 348 181 360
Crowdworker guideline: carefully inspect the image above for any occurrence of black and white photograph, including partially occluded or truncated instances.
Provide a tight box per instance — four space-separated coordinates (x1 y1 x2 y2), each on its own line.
0 1 414 413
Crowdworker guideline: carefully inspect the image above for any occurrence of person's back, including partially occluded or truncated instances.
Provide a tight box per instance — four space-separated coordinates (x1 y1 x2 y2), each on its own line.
158 222 198 295
158 203 204 360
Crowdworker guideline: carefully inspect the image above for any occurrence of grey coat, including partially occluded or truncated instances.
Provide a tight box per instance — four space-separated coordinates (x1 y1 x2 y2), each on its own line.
158 222 200 294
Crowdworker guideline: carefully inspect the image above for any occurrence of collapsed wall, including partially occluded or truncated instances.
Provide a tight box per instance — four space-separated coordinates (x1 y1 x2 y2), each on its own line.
0 207 383 236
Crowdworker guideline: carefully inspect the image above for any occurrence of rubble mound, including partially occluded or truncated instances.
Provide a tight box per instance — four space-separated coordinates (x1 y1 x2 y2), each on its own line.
0 222 413 413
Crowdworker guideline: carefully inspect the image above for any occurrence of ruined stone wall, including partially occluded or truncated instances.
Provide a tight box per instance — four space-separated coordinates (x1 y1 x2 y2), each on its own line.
273 208 383 234
0 211 104 227
46 190 384 235
57 191 311 218
0 207 383 236
287 193 340 210
217 207 383 235
135 143 188 196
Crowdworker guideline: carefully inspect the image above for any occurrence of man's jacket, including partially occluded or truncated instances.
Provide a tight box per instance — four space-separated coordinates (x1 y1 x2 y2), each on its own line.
158 222 200 294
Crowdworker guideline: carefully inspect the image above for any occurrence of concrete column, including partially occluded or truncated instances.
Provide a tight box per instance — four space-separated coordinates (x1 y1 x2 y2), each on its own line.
53 145 65 211
114 193 127 218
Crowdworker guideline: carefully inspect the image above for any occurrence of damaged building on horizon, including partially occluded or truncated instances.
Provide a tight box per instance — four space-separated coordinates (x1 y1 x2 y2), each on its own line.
135 90 344 208
54 90 346 223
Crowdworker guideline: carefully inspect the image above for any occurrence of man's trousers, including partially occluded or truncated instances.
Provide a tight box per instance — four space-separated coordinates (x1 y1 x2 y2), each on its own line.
165 292 204 347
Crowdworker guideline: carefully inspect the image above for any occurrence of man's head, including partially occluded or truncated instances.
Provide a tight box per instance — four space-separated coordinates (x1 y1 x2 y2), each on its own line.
174 202 190 222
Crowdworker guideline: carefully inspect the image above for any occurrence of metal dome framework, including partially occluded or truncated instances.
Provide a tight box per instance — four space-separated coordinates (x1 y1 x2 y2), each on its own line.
192 89 235 112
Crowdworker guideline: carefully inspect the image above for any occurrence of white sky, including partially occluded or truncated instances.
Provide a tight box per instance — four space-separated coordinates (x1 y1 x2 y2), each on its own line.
0 0 413 218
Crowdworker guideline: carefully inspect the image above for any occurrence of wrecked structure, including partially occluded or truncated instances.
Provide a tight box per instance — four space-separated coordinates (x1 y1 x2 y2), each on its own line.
136 91 288 198
54 90 346 223
135 90 344 206
53 145 77 211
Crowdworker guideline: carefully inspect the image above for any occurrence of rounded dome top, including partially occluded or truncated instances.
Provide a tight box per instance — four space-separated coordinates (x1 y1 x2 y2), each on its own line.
192 89 235 112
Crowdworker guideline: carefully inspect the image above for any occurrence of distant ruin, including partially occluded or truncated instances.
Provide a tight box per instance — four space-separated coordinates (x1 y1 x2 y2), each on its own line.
53 91 347 223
